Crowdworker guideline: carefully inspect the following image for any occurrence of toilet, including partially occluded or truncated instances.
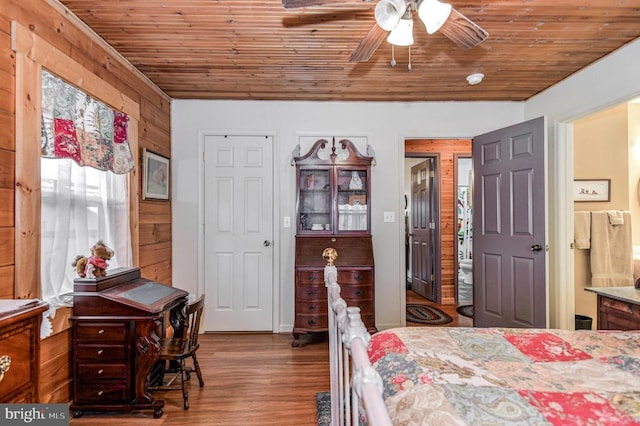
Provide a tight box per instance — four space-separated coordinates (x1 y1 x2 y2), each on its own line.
459 259 473 285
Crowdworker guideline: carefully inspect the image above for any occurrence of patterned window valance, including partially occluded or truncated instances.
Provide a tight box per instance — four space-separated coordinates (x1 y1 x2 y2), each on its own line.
41 70 134 174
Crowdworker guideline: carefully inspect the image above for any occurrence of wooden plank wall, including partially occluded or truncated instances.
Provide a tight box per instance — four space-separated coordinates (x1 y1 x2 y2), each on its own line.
0 0 172 403
405 139 471 305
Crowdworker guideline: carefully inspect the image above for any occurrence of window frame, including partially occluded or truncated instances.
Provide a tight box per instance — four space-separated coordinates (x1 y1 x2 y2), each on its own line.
12 20 140 301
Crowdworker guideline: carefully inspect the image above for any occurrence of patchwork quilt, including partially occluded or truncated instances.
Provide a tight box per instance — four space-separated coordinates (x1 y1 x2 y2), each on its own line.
368 327 640 425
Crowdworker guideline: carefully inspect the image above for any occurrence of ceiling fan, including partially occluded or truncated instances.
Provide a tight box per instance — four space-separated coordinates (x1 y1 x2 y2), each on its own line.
282 0 488 63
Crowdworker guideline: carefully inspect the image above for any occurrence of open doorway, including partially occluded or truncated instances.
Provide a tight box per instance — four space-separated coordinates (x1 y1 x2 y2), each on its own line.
404 139 471 306
571 100 640 328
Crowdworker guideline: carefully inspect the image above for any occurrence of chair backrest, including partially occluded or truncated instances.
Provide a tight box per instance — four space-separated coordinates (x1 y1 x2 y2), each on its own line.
184 295 205 351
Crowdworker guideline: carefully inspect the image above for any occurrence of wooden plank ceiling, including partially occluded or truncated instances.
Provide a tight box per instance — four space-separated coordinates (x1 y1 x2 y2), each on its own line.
58 0 640 101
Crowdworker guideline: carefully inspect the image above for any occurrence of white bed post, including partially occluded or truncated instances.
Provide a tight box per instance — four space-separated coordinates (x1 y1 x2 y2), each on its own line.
323 247 392 426
324 248 342 426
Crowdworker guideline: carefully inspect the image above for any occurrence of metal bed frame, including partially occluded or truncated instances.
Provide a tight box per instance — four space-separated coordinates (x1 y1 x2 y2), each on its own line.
323 247 391 426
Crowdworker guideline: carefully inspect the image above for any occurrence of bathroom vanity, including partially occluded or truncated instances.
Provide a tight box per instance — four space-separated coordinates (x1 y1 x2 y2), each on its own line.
585 287 640 330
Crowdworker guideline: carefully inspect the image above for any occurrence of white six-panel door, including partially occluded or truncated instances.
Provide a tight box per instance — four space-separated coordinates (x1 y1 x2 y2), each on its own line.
203 135 273 331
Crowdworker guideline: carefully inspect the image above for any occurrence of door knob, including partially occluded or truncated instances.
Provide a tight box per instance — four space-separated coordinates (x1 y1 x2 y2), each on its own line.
263 240 271 247
531 244 542 251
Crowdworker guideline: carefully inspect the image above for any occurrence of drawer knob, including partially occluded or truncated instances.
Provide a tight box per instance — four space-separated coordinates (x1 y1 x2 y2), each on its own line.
308 319 317 326
98 329 105 334
308 289 317 296
308 275 316 281
97 349 104 355
309 304 316 311
97 390 104 396
97 369 104 375
0 355 11 383
354 274 362 282
355 290 364 296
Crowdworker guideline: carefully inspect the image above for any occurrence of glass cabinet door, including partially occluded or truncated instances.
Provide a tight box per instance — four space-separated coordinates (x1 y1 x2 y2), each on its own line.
336 168 368 232
298 169 331 232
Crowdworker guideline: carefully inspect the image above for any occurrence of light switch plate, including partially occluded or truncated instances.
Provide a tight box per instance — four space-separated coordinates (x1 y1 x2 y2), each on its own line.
383 211 395 222
283 216 291 228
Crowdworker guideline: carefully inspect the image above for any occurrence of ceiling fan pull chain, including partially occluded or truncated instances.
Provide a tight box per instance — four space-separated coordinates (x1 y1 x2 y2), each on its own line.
407 46 412 72
390 45 396 67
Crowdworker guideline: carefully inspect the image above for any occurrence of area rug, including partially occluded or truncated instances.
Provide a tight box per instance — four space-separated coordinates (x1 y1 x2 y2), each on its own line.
316 391 331 426
406 304 452 325
457 305 474 318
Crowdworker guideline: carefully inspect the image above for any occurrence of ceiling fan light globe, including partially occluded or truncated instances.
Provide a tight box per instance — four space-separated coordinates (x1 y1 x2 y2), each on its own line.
418 0 452 34
387 18 414 46
375 0 407 31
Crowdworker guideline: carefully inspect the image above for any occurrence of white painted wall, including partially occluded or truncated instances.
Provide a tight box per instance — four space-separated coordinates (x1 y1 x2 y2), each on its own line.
172 101 523 331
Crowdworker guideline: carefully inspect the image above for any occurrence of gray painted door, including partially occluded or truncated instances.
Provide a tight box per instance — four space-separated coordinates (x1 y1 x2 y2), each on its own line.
411 159 436 301
473 117 546 328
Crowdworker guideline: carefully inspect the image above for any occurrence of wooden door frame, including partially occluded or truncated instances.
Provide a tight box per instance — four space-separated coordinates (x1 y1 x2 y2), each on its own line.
405 153 442 304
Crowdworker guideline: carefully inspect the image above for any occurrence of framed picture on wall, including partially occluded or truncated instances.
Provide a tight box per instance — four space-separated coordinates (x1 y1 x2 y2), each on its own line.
573 179 610 202
142 148 170 200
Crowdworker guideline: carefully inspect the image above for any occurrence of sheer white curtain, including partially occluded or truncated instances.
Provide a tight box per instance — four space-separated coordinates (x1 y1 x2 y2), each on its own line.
40 158 132 310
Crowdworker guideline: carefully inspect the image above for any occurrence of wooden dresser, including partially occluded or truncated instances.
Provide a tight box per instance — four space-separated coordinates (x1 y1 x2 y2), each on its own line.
585 287 640 330
292 138 375 347
293 236 375 347
0 299 48 403
71 268 188 418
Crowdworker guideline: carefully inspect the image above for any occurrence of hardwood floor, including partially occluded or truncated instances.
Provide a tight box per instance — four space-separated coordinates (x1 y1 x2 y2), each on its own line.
69 293 470 425
69 332 330 426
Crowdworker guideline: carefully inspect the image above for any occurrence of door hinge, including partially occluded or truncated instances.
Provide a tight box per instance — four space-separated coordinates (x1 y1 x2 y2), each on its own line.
430 274 435 282
429 170 434 178
429 222 436 229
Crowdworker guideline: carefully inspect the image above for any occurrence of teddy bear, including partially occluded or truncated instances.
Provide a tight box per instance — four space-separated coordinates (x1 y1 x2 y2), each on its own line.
72 240 115 278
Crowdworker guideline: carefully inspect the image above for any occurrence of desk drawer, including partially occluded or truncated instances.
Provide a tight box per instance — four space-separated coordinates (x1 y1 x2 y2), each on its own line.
296 270 324 285
76 322 128 342
295 314 328 330
344 300 374 316
295 301 328 315
337 269 372 285
77 363 128 380
296 284 327 301
340 285 373 301
76 344 126 361
75 381 129 404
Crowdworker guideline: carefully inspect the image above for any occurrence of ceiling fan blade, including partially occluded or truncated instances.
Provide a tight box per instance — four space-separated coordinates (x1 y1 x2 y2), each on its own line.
348 24 389 62
282 0 371 9
438 8 488 49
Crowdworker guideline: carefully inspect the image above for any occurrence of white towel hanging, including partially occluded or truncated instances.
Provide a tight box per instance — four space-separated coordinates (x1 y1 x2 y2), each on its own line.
607 210 624 225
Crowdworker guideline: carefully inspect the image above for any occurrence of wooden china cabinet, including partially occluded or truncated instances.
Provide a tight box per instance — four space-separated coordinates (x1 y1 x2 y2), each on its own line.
292 138 376 347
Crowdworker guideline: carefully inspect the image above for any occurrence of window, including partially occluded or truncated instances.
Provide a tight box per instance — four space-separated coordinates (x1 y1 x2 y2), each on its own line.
40 158 132 307
39 69 135 313
13 22 140 331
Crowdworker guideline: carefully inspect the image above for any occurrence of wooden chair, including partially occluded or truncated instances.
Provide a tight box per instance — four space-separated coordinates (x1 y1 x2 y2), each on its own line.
149 294 205 410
